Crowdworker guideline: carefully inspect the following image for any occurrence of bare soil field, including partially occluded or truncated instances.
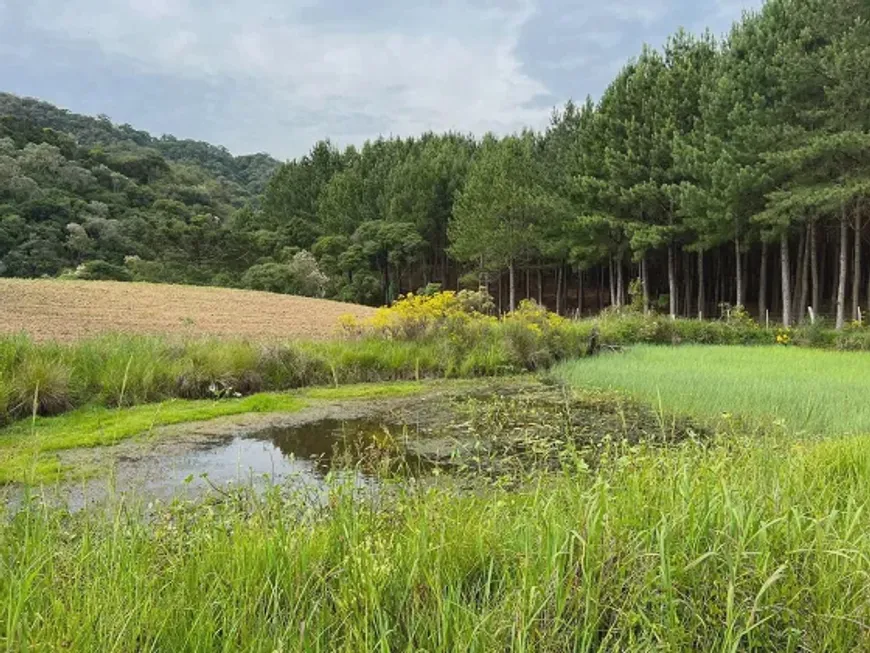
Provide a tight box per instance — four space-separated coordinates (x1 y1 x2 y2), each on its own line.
0 279 375 342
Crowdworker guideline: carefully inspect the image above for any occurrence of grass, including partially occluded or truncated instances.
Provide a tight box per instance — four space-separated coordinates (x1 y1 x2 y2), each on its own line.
0 333 536 426
555 345 870 435
4 312 870 428
4 430 870 650
8 314 870 648
0 382 428 484
301 380 432 400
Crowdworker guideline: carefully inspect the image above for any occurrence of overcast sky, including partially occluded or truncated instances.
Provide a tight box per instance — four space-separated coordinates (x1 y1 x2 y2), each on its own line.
0 0 762 160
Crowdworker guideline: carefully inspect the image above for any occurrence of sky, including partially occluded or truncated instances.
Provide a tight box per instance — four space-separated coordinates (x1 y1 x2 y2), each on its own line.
0 0 762 160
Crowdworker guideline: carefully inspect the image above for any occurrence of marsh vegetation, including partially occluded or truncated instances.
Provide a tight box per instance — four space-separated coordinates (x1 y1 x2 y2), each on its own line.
4 295 870 650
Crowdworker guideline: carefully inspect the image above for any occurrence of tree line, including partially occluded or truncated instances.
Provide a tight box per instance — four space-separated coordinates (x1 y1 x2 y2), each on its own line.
2 0 869 328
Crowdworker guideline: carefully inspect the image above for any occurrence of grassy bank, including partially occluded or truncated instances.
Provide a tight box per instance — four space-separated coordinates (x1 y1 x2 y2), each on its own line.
4 301 870 648
3 313 868 427
5 291 870 433
4 430 870 650
555 345 870 435
0 329 566 425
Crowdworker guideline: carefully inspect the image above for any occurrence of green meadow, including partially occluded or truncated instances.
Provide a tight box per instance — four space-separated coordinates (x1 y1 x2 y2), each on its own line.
5 334 870 650
555 345 870 435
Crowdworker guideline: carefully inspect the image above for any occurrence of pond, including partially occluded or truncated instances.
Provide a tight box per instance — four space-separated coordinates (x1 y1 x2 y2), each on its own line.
6 380 702 512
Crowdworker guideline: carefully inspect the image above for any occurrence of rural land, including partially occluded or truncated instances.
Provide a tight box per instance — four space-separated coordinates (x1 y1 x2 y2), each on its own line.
3 0 870 650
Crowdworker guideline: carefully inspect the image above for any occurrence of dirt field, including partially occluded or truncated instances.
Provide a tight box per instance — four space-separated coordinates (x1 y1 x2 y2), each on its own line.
0 279 376 342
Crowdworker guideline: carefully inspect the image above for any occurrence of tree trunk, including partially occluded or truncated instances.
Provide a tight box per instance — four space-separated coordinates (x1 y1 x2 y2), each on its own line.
641 255 650 315
616 257 625 308
563 264 569 314
836 209 848 330
830 230 840 317
697 251 705 320
820 231 828 315
798 226 810 324
537 269 543 306
608 258 616 307
577 269 583 317
508 260 516 313
668 244 677 318
781 233 792 328
772 250 781 318
853 210 862 321
714 249 721 310
683 251 692 318
793 227 806 323
525 268 530 300
810 221 819 316
735 236 744 308
759 241 768 322
597 266 603 312
555 265 562 315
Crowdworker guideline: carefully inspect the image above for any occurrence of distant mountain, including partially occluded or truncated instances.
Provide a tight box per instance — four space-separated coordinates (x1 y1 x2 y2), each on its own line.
0 93 281 195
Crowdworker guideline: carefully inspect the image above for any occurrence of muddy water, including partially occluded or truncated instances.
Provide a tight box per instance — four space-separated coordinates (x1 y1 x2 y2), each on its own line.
6 379 701 512
24 417 431 512
11 388 467 511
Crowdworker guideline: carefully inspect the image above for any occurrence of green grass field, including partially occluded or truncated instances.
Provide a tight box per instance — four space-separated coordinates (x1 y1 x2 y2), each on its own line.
556 345 870 435
4 429 870 650
7 338 870 649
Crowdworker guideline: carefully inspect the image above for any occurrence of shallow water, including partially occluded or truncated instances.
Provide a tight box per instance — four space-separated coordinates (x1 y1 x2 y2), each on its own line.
5 379 700 513
15 417 426 512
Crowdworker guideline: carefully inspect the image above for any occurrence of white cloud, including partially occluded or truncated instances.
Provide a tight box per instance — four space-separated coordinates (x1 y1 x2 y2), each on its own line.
22 0 552 156
4 0 763 156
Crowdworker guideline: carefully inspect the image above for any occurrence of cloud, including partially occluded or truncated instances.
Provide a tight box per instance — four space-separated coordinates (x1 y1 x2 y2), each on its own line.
1 0 761 158
16 0 552 156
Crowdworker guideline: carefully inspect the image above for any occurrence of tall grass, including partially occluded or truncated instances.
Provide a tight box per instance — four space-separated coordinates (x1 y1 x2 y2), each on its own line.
3 432 870 650
3 311 870 427
556 345 870 435
0 334 535 426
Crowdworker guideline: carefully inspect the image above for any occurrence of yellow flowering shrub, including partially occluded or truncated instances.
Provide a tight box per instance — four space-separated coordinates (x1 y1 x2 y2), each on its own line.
341 290 496 340
339 291 586 371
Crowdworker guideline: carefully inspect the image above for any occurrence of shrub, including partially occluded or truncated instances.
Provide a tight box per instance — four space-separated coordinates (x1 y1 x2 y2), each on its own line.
241 251 328 297
356 291 491 340
74 259 133 282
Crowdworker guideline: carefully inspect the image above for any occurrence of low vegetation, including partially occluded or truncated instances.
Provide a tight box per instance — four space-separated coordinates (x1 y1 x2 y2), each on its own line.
4 292 870 429
0 382 427 484
4 406 870 650
2 290 870 648
555 345 870 436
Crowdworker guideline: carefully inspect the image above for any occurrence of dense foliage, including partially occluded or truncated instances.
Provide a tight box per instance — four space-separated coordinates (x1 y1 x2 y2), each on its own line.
3 0 870 326
0 93 280 286
4 289 870 432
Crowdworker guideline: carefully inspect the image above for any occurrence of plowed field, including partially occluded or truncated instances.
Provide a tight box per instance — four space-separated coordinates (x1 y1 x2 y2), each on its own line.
0 279 375 342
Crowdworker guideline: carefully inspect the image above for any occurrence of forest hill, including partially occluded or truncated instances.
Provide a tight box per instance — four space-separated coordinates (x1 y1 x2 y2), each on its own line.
1 0 869 328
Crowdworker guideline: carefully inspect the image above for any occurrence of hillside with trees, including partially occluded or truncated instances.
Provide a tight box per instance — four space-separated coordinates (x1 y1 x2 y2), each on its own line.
2 0 869 327
0 93 281 287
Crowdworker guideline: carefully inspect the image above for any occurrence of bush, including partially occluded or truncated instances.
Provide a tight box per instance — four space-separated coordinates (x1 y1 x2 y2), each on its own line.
241 251 328 297
3 295 869 425
74 259 133 282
